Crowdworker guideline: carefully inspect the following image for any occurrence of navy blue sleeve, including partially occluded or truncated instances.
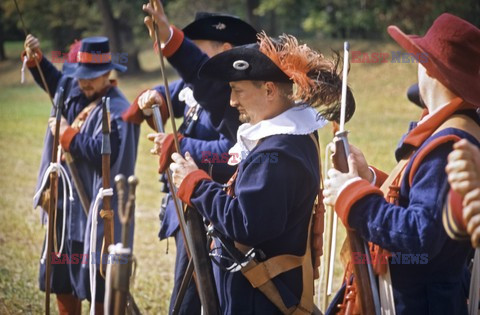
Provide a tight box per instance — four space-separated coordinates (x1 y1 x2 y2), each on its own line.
167 38 240 141
152 80 186 118
180 133 234 182
349 142 453 257
68 118 121 173
190 151 297 246
29 57 62 99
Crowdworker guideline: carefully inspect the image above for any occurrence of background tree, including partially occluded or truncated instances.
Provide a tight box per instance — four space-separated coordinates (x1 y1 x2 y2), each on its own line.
2 0 479 72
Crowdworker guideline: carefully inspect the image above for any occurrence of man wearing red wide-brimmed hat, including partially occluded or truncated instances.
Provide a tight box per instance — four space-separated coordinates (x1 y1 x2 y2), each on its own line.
324 13 480 314
24 35 139 314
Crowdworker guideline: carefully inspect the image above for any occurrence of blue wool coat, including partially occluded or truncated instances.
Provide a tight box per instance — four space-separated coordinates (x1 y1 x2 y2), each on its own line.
188 134 320 314
30 56 139 301
152 79 235 239
347 110 480 315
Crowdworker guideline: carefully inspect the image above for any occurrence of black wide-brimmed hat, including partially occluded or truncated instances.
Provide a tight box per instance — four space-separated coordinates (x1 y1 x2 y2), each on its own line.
199 43 290 83
183 12 258 46
70 37 127 80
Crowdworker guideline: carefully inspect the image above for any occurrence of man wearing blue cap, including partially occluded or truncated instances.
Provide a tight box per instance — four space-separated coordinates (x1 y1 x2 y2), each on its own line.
24 34 139 314
123 7 258 315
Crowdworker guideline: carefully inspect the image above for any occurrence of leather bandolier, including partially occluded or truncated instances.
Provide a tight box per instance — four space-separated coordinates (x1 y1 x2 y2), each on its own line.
223 133 324 315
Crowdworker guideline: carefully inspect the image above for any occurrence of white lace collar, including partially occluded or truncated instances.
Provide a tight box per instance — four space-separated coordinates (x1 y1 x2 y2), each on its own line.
228 106 327 165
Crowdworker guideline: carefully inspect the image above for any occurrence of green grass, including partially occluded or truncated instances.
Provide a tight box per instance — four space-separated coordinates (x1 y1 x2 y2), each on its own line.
0 39 421 314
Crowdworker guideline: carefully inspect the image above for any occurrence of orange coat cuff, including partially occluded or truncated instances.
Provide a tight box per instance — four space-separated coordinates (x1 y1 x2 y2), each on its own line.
21 50 43 68
60 127 79 151
335 179 383 229
154 25 185 58
177 170 212 207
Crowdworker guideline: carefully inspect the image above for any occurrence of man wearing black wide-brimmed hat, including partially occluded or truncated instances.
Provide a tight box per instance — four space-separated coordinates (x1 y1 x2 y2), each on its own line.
324 13 480 314
24 35 138 314
168 30 355 313
122 4 258 314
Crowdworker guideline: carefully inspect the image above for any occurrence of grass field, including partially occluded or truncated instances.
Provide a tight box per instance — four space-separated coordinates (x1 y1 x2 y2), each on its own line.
0 39 421 314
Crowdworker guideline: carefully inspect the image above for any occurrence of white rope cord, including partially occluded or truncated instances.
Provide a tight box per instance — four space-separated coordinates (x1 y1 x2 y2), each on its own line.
34 159 74 264
21 55 28 84
104 243 131 315
469 248 480 315
89 187 113 315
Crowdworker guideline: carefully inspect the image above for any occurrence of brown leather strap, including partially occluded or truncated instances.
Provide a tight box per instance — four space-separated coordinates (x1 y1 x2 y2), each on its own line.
237 133 322 314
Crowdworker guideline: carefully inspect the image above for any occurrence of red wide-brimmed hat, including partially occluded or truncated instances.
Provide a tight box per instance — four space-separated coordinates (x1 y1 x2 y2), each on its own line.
388 13 480 106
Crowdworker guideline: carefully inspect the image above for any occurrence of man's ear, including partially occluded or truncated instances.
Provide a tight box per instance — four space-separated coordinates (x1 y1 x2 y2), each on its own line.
264 81 277 100
222 42 234 52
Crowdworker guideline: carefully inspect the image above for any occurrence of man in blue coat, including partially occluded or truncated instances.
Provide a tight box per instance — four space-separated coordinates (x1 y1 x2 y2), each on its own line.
25 35 139 314
123 9 257 314
323 14 480 314
168 31 355 313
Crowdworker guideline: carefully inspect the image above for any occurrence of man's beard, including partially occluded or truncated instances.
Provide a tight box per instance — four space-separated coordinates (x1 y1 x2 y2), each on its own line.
239 113 251 123
82 89 100 101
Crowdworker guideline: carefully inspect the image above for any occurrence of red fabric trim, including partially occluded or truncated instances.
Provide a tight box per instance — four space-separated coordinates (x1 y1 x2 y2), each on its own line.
21 50 43 68
77 51 111 64
449 189 467 232
335 179 384 229
162 26 184 58
158 133 184 173
60 127 79 151
371 166 388 188
403 98 470 147
408 135 461 186
177 169 212 206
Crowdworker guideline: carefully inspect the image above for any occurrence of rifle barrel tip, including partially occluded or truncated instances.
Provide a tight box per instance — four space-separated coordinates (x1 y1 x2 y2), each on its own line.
344 41 350 51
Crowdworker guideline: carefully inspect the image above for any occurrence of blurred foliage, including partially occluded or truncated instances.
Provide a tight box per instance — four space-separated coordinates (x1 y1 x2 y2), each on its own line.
1 0 479 64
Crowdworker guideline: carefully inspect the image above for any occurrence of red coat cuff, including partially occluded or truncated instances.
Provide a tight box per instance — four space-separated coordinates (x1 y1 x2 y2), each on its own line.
122 89 148 125
177 169 212 206
60 127 79 151
336 179 383 229
21 50 43 68
122 89 170 130
370 166 388 187
154 25 184 58
158 133 184 173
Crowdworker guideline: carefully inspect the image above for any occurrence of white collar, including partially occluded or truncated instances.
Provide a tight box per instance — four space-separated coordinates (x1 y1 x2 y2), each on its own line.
228 106 327 165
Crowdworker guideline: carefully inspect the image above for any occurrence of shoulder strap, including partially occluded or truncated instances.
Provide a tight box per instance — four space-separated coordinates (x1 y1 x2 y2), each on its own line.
238 133 322 315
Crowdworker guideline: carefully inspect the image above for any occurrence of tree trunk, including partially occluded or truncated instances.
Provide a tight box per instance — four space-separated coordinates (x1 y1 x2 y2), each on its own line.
0 8 6 61
96 0 140 74
96 0 122 59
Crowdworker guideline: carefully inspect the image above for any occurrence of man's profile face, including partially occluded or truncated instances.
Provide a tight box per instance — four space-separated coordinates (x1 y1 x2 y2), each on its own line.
77 72 110 100
229 81 265 124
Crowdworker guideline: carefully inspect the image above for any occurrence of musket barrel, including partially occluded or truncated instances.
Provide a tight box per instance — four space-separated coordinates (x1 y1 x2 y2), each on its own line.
45 86 64 315
100 97 114 278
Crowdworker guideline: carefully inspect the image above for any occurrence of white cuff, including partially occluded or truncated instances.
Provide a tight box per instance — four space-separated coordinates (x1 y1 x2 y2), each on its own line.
368 166 377 185
160 27 174 49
